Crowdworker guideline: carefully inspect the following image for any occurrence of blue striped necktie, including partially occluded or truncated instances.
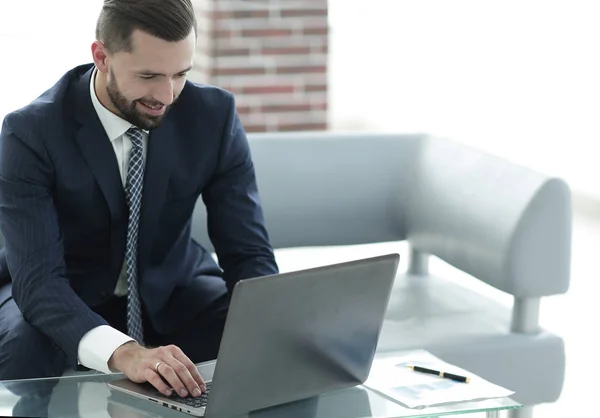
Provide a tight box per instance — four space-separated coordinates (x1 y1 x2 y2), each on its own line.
124 127 145 344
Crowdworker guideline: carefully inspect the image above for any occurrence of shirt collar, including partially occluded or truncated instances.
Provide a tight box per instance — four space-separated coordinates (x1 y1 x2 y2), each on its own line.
89 68 135 142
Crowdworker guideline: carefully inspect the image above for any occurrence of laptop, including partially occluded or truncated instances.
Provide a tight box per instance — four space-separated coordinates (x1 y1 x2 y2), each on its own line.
108 253 399 417
107 384 373 418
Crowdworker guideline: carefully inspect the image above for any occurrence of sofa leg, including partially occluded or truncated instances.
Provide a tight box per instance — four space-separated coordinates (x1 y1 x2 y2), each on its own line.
408 246 429 275
511 297 541 334
508 405 534 418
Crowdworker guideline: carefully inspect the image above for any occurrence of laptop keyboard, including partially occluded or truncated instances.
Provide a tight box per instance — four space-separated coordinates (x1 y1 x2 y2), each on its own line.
169 382 211 408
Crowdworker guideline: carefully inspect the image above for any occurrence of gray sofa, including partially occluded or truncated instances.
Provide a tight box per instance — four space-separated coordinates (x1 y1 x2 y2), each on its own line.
191 131 572 418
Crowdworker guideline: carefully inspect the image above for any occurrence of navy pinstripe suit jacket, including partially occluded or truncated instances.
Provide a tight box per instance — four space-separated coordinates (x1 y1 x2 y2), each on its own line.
0 64 278 368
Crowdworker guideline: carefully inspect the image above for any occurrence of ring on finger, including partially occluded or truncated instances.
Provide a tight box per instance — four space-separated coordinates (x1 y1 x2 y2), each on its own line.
155 361 163 374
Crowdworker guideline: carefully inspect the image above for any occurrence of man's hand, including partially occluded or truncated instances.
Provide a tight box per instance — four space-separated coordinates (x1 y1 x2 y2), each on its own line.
108 341 206 398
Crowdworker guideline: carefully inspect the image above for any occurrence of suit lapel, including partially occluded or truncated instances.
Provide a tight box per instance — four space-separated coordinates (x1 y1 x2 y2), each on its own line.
73 66 174 272
138 117 174 270
74 67 127 220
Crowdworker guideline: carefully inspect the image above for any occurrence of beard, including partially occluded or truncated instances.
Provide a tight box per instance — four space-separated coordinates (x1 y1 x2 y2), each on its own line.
106 69 176 130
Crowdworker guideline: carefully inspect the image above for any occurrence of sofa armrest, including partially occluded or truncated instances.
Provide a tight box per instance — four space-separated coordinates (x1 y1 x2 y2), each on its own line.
407 136 572 298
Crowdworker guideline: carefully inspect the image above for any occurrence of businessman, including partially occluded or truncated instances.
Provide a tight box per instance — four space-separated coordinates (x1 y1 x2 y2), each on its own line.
0 0 278 400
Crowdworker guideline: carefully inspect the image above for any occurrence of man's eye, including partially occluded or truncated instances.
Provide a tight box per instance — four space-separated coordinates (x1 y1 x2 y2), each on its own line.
140 75 155 80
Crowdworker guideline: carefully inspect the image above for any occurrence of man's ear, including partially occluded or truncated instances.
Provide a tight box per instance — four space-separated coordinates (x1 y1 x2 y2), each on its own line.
91 41 109 73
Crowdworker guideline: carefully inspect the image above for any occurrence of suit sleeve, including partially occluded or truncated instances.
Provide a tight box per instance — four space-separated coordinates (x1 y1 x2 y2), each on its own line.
0 114 109 369
201 95 279 292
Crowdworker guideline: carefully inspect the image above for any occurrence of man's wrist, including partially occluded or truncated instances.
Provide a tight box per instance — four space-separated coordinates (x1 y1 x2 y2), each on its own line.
108 340 141 372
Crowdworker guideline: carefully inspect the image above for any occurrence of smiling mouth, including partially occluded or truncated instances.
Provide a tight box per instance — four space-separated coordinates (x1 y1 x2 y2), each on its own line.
138 101 166 115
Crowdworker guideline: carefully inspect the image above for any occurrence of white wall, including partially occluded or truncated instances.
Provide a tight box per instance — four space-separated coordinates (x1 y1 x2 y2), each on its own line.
2 0 599 200
0 0 103 120
329 0 600 200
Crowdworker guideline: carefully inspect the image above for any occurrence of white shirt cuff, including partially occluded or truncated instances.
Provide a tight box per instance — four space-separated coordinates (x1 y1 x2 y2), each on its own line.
78 325 134 374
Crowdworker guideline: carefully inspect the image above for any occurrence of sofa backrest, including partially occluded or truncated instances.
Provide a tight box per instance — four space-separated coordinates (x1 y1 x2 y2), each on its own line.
191 132 423 249
191 131 572 298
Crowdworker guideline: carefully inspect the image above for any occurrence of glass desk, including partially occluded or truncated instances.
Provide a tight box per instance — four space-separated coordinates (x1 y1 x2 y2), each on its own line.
0 361 520 418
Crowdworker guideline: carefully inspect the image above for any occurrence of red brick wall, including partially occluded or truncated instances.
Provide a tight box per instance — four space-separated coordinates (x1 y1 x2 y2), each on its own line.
191 0 329 133
191 0 214 84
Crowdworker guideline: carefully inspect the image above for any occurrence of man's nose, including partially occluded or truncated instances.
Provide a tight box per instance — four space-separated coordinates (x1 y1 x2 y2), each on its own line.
154 80 175 106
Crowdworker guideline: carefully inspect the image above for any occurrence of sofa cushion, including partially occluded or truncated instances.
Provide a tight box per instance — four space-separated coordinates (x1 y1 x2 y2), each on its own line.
378 273 564 405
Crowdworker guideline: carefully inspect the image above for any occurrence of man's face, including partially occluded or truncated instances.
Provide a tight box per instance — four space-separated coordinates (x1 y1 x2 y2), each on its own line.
102 29 195 130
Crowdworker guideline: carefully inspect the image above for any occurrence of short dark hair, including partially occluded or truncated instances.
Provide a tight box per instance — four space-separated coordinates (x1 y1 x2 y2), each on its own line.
96 0 197 53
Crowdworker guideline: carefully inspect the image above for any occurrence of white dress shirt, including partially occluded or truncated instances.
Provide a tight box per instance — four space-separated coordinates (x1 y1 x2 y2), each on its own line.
77 69 148 373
